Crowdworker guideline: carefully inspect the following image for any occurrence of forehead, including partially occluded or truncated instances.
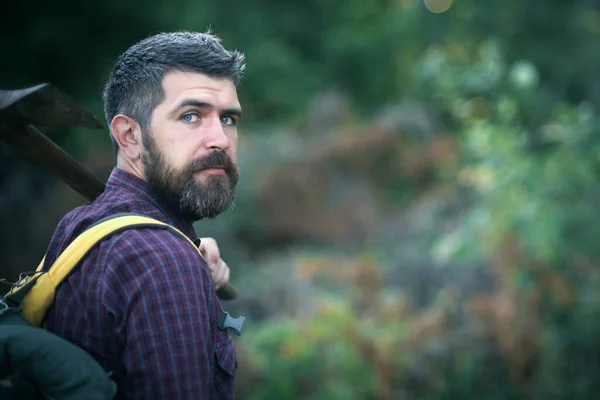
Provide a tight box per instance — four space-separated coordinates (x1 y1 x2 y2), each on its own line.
158 70 240 110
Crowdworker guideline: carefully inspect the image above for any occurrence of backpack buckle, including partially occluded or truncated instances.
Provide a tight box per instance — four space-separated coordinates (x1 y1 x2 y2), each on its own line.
217 310 246 336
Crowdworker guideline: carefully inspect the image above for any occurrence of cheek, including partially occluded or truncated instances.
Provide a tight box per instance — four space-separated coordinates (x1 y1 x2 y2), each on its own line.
156 144 191 173
171 135 202 169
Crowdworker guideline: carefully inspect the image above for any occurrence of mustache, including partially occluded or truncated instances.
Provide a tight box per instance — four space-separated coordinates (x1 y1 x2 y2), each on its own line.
187 151 237 176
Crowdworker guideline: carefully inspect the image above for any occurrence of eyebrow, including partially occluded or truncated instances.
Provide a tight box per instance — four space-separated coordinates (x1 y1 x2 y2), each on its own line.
172 99 243 119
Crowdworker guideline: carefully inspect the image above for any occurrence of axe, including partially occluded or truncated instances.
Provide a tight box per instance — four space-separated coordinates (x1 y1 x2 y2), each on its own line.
0 83 238 300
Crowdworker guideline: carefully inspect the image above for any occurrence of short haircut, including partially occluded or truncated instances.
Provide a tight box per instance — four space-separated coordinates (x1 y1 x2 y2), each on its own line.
102 30 245 153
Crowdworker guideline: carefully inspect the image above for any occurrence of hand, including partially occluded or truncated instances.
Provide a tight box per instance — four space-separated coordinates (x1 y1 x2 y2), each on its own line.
199 237 230 290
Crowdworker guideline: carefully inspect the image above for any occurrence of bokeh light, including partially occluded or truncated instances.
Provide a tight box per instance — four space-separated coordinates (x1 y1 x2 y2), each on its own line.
424 0 452 14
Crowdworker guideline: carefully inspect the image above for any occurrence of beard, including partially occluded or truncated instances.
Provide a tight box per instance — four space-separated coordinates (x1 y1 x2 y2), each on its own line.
141 133 239 221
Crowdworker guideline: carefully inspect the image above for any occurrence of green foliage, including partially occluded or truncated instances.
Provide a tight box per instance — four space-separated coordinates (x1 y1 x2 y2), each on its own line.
242 307 381 400
229 2 600 398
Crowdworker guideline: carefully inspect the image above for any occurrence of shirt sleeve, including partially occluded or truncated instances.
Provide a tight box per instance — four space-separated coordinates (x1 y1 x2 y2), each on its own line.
103 228 216 400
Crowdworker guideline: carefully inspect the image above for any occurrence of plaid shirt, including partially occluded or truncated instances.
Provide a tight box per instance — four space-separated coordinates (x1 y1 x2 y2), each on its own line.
41 168 237 400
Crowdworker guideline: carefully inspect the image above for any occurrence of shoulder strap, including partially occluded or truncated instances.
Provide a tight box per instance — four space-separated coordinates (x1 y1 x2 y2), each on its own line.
7 214 198 327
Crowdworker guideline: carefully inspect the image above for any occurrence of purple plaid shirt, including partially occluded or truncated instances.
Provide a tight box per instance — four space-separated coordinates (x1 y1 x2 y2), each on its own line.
41 168 236 400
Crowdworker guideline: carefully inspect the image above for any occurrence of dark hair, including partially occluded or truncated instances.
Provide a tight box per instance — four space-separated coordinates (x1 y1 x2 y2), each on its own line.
102 30 245 153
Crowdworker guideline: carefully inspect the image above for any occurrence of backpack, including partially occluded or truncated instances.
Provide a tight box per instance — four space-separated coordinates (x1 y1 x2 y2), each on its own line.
0 213 244 399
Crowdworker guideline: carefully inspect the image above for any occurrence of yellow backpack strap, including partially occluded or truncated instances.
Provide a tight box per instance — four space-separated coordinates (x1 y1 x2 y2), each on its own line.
6 214 190 327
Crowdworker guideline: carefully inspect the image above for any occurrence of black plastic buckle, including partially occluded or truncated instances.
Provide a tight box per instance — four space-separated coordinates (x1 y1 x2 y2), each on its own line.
217 310 246 336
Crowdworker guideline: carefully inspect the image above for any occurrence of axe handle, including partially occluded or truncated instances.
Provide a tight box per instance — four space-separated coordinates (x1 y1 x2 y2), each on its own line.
1 123 239 301
2 124 105 202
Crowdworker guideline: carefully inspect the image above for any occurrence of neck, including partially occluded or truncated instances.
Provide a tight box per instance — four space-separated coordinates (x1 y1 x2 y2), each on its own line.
116 153 145 181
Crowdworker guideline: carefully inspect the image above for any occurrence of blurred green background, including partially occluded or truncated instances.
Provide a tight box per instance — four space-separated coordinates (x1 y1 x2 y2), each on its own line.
3 0 600 398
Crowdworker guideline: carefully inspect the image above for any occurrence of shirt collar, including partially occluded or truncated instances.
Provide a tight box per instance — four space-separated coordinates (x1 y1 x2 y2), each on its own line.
105 167 200 246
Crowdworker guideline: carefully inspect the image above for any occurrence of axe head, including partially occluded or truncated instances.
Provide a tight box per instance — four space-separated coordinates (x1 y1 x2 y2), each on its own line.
0 83 103 129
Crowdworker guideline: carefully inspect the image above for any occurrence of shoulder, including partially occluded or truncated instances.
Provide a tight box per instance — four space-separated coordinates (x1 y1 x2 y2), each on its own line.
94 226 218 338
98 226 213 305
105 226 206 273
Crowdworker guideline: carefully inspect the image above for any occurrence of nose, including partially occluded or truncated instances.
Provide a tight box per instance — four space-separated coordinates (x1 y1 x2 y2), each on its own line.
204 115 231 151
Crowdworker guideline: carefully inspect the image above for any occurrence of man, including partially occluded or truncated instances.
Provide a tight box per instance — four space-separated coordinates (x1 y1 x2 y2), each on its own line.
39 31 245 399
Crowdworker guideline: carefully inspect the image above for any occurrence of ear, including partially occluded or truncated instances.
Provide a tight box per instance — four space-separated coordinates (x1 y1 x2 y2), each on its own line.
110 115 142 160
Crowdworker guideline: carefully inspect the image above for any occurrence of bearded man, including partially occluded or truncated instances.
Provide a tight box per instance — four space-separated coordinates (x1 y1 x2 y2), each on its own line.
39 31 245 400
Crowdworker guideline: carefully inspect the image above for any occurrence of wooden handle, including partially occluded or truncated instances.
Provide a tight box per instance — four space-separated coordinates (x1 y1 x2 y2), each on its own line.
1 124 105 202
216 283 238 301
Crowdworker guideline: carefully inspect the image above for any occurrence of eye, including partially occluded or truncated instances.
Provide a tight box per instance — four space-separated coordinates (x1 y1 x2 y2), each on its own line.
220 116 237 126
181 113 199 123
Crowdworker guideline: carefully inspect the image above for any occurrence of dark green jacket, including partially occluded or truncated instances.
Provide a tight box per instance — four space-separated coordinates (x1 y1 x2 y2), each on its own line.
0 303 117 400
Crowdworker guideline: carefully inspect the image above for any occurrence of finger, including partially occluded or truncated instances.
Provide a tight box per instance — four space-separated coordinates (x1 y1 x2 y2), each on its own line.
217 262 230 289
215 262 226 289
210 261 223 289
209 262 220 280
199 237 220 264
216 261 231 289
208 261 216 275
223 264 230 285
